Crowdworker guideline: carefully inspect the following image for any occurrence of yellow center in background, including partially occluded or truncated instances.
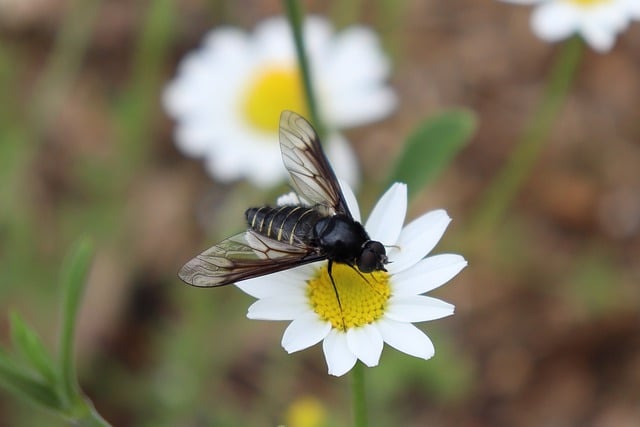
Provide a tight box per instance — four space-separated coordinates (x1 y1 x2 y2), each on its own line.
242 65 308 134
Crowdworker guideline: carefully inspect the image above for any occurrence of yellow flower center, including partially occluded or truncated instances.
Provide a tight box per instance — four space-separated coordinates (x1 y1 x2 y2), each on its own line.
285 396 327 427
566 0 609 6
307 263 391 331
242 64 308 134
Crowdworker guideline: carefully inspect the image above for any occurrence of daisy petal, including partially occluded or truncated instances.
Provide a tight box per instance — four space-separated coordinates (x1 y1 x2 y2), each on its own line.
243 262 322 294
346 324 383 367
387 210 451 274
323 330 358 376
282 313 332 353
386 295 455 323
327 134 360 191
392 254 468 296
339 179 361 222
246 295 310 320
377 318 435 360
365 183 407 245
531 2 579 42
499 0 543 4
237 271 306 299
581 17 616 52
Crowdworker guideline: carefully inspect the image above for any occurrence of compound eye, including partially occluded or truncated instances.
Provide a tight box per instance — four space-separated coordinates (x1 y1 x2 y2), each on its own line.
357 250 377 273
357 241 387 273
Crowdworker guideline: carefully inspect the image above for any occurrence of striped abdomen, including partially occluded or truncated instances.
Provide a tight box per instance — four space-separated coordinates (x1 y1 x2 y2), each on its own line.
245 205 323 245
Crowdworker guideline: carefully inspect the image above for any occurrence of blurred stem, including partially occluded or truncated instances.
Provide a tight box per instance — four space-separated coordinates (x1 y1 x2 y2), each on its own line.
468 37 583 238
117 0 174 167
351 362 368 427
283 0 326 139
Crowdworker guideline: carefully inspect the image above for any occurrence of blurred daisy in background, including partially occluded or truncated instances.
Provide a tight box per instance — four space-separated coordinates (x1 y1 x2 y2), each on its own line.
164 16 396 188
236 182 467 376
500 0 639 52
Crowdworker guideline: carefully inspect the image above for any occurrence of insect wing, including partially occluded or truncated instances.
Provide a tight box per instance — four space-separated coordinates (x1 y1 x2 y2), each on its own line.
279 111 351 216
178 230 323 287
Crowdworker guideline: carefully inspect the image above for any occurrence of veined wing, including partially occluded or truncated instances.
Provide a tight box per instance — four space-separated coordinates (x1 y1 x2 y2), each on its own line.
178 230 324 287
279 111 351 216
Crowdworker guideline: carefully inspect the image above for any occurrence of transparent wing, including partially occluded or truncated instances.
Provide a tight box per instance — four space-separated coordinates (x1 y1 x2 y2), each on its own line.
279 111 351 216
178 230 324 287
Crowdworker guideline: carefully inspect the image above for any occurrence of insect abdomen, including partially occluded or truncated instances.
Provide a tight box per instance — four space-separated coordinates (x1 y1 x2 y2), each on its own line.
245 205 322 245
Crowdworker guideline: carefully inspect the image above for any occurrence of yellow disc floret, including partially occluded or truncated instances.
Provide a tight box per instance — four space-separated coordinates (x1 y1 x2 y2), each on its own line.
242 65 308 134
307 263 391 331
566 0 610 6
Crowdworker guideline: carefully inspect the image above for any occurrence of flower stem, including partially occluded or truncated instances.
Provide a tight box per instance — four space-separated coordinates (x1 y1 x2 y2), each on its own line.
351 361 368 427
282 0 326 138
468 37 583 237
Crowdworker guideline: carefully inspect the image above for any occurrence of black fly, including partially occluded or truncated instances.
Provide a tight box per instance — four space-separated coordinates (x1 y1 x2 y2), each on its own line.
178 111 388 293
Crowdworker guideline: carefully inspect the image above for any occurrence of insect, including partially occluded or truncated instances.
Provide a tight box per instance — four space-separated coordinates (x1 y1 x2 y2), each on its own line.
178 111 388 294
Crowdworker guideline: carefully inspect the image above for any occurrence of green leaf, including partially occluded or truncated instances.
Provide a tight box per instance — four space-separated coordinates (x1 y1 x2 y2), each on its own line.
9 312 58 386
388 110 476 199
59 237 94 401
0 349 62 410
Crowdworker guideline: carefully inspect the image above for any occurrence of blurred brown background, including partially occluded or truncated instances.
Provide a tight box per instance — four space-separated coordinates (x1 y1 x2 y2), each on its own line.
1 0 639 426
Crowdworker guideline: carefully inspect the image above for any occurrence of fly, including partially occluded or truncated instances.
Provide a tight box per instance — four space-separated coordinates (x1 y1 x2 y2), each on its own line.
178 111 388 294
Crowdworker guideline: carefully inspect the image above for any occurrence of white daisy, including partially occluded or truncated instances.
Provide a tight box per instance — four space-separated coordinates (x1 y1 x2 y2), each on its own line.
500 0 637 52
163 16 396 187
236 182 467 376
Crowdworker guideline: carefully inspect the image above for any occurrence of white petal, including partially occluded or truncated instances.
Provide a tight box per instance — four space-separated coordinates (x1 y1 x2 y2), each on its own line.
246 295 310 320
327 88 398 130
282 313 332 353
365 183 407 246
323 329 357 376
276 192 303 206
580 22 616 52
392 254 467 296
237 270 307 299
531 2 579 42
321 26 396 127
387 210 451 274
338 179 361 222
346 324 383 367
385 295 455 323
499 0 544 4
327 134 360 191
377 318 435 360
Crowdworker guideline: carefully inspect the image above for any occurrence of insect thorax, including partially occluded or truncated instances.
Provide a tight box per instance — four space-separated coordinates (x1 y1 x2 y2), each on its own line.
312 214 370 264
245 205 323 245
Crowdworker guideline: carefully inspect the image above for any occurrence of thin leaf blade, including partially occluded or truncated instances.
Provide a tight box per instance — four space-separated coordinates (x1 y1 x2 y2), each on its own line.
9 312 58 386
388 110 476 198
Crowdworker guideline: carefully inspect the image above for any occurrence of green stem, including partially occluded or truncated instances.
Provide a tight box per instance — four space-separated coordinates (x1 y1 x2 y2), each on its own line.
282 0 326 138
351 362 368 427
469 37 584 237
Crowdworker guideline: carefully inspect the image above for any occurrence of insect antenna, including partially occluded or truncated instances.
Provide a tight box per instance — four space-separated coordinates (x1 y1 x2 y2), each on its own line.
345 263 386 297
327 260 346 330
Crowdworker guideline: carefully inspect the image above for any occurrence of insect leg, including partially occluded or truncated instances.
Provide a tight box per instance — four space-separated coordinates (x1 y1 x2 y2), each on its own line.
327 260 346 330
